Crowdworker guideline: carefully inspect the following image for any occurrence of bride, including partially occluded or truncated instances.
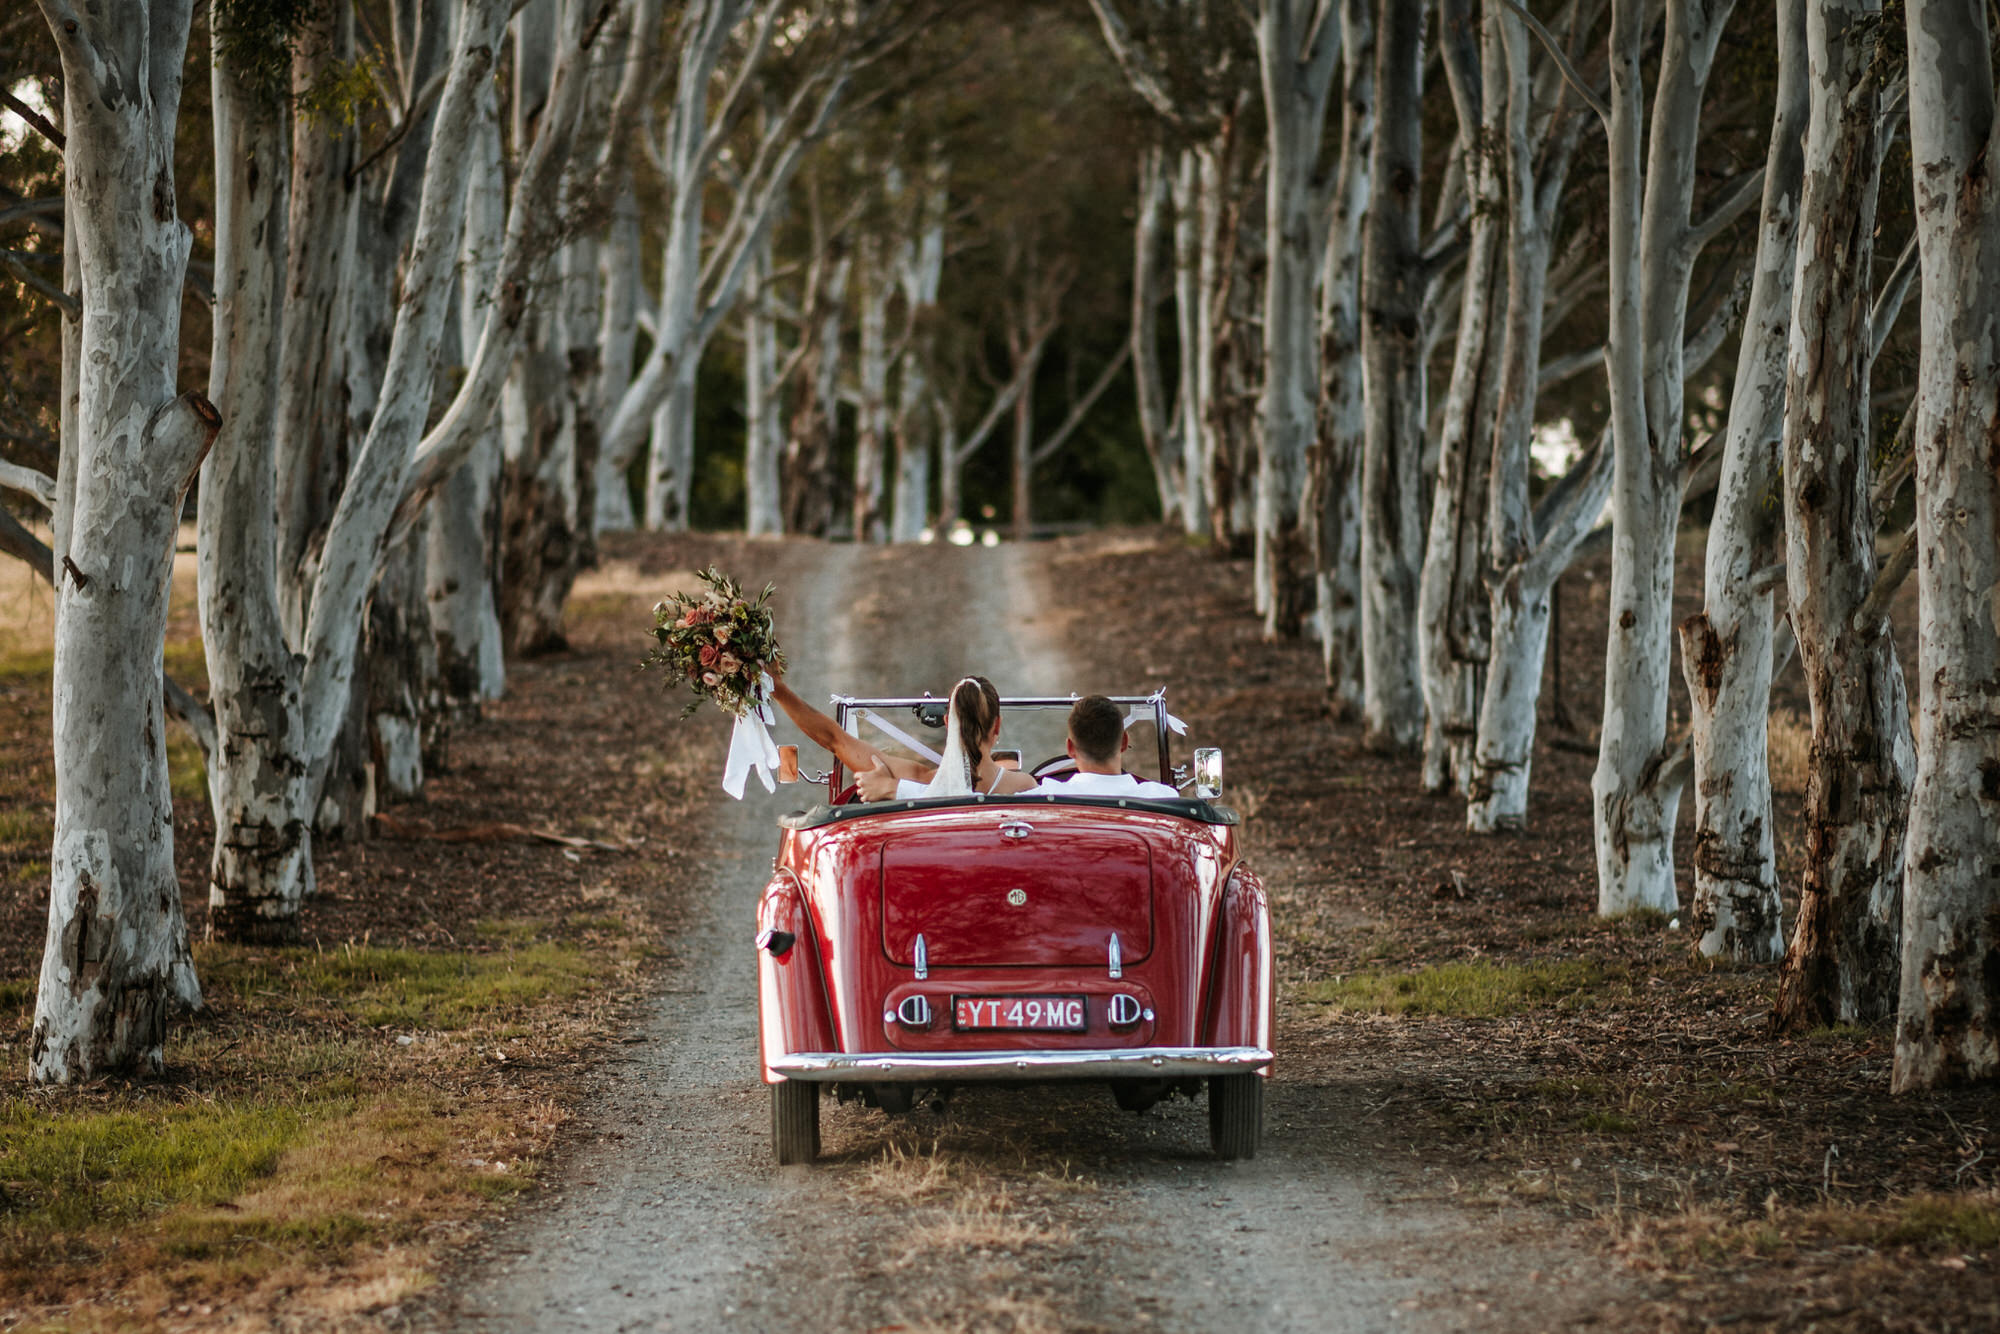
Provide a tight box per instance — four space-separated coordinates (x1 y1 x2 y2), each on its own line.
769 672 1039 799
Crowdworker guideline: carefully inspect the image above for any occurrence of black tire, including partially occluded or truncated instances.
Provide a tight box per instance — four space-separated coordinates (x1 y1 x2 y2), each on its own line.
1208 1074 1263 1160
772 1079 820 1165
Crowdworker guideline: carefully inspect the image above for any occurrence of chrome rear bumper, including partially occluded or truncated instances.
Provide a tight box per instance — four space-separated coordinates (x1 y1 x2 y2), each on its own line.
768 1046 1273 1082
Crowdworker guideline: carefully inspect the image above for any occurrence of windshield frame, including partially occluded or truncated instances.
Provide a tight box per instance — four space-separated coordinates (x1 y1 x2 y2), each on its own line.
826 692 1178 797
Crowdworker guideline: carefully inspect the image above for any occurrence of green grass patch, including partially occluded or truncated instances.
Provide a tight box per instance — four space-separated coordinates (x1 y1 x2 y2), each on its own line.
0 645 54 681
1862 1195 2000 1251
1300 958 1617 1018
0 807 52 848
0 1095 345 1239
197 926 597 1030
166 723 208 802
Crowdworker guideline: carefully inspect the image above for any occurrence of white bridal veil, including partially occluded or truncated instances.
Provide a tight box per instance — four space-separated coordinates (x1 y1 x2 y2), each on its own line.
919 677 980 797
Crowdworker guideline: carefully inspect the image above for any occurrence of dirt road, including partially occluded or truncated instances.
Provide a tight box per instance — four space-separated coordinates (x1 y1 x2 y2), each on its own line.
430 542 1629 1333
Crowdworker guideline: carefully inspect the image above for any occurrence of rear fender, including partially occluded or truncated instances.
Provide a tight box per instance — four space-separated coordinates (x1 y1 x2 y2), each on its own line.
757 872 835 1081
1200 868 1272 1064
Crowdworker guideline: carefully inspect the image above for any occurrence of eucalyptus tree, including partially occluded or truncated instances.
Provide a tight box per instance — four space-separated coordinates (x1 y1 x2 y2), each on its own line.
1357 0 1430 751
1309 0 1372 714
27 0 211 1082
1463 0 1610 832
1418 0 1501 793
202 0 618 941
1090 0 1258 537
1588 0 1763 915
1253 0 1343 639
598 0 897 534
1675 0 1807 959
1894 0 2000 1092
1770 0 1912 1027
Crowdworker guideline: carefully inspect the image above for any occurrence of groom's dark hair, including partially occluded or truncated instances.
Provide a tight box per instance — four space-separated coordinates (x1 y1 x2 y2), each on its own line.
1068 695 1125 764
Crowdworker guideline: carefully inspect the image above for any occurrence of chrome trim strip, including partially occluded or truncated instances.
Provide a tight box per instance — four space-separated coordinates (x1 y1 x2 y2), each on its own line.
768 1046 1273 1082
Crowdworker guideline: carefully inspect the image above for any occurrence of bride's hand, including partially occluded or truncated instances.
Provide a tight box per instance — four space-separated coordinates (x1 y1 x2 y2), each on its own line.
856 757 899 802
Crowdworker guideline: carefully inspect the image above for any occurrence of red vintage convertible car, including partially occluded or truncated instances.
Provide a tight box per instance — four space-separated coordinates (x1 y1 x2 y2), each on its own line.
754 692 1272 1164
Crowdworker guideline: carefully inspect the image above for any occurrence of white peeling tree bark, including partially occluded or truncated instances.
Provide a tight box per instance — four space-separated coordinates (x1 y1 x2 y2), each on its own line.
201 20 319 941
1358 0 1428 751
1311 0 1371 717
1894 0 2000 1092
31 0 211 1082
1131 144 1188 524
1464 0 1599 833
1773 0 1911 1028
742 230 785 536
1418 0 1499 794
1677 0 1807 961
853 233 891 541
1254 0 1343 638
890 161 947 543
425 91 507 705
1171 149 1208 534
1592 0 1749 916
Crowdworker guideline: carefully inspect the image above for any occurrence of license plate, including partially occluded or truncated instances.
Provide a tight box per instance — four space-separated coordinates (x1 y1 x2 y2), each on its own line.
953 995 1087 1032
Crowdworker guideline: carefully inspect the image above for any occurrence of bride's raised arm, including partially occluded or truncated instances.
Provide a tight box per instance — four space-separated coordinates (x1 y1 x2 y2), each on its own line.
768 673 934 784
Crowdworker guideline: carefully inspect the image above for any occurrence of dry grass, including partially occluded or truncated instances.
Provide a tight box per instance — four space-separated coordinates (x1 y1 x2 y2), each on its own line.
1767 706 1812 796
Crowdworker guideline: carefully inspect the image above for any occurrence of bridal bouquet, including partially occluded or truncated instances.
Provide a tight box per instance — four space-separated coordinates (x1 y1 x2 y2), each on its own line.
646 568 788 799
644 566 787 719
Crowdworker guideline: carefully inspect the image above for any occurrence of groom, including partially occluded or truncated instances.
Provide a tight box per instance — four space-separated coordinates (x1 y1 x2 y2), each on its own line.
1026 695 1181 799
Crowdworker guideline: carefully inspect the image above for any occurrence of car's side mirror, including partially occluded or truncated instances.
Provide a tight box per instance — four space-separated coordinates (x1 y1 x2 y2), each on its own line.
1193 747 1223 800
776 744 800 783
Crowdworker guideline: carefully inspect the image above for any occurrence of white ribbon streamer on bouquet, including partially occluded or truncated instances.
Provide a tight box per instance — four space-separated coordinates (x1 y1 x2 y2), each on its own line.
722 671 782 799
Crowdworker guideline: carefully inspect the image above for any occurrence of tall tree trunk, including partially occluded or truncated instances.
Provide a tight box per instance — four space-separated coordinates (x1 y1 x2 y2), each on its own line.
1774 0 1910 1029
592 180 644 532
1592 0 1741 916
743 231 785 536
1678 0 1808 961
1358 0 1428 751
1254 0 1343 639
426 95 507 705
853 234 891 541
782 235 847 537
1312 0 1372 718
1009 340 1037 542
31 0 210 1083
1131 144 1186 523
1172 149 1208 535
1893 0 2000 1091
1466 1 1599 833
890 161 947 544
1418 0 1498 795
202 33 318 943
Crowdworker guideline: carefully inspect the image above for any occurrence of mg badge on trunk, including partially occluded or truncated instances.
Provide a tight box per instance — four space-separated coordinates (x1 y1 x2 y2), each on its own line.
1006 888 1028 907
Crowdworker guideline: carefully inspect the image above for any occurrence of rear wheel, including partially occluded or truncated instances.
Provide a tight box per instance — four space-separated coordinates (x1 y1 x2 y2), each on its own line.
1208 1074 1262 1160
772 1080 820 1165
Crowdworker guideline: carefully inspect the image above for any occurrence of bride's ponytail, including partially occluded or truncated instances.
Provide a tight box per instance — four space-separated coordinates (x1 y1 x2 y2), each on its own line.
953 676 994 779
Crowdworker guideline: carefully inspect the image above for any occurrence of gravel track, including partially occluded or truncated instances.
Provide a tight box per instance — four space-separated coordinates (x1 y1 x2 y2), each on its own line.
433 542 1629 1333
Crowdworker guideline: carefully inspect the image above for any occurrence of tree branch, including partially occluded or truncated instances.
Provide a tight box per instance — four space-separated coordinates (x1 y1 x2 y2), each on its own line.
0 88 63 149
0 503 54 582
1031 342 1131 466
1 249 78 319
1501 0 1610 127
1869 233 1920 369
0 458 57 510
1685 165 1766 257
1852 525 1917 637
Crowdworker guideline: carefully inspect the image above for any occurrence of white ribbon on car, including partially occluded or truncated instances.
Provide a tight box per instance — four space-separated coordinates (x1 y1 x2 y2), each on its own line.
722 671 783 800
1124 703 1188 735
849 708 944 765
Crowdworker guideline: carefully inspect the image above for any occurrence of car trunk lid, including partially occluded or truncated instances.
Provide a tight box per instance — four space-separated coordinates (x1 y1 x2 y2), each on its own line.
880 823 1154 967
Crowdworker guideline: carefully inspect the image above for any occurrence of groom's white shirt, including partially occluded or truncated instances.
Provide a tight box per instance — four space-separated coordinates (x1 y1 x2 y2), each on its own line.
1029 770 1180 800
